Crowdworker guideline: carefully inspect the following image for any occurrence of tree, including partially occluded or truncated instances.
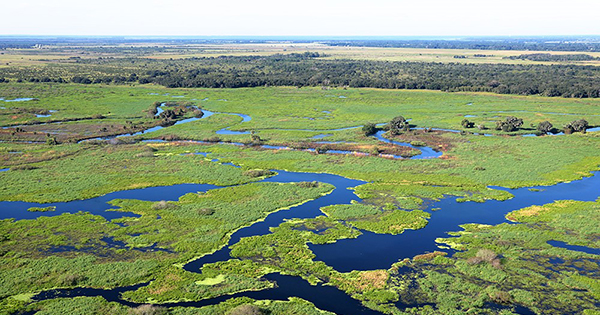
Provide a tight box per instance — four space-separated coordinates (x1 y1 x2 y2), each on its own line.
506 116 523 129
389 116 407 131
568 119 588 132
461 119 474 128
362 122 377 136
250 131 262 144
536 121 553 134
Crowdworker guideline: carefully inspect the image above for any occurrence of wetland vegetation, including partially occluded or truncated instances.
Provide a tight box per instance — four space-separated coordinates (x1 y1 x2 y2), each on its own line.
0 38 598 315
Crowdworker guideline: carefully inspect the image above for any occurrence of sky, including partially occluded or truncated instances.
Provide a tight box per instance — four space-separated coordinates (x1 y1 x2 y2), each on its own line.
2 0 599 36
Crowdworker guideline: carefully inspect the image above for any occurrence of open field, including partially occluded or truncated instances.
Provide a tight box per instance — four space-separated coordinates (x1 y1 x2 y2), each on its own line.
3 44 600 67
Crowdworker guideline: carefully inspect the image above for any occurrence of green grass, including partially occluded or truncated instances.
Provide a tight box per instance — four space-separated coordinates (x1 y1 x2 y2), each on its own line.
1 83 599 314
0 182 332 305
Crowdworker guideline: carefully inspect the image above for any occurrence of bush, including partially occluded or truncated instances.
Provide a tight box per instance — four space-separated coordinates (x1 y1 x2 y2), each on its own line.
59 274 86 286
227 304 263 315
151 200 178 210
130 305 167 315
135 152 155 158
565 119 588 133
243 169 274 178
489 291 512 304
461 119 474 128
197 208 215 215
362 122 377 136
410 141 426 147
315 147 328 154
46 137 59 145
295 181 319 188
536 120 553 133
496 116 523 132
389 116 407 131
476 248 498 262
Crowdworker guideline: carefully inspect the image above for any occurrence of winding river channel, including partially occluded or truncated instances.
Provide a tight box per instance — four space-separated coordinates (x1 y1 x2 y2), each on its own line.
2 103 599 314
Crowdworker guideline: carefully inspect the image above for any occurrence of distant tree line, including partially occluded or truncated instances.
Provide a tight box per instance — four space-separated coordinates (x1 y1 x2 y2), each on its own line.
323 39 600 52
505 53 600 62
2 53 600 98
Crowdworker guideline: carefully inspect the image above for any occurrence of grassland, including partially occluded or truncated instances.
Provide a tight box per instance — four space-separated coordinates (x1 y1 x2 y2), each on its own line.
0 182 332 313
0 81 599 315
3 43 600 67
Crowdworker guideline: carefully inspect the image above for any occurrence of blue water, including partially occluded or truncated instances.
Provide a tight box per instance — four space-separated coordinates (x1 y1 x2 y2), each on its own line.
0 183 220 221
309 172 600 272
373 130 442 159
547 240 600 255
32 273 381 315
184 170 366 273
0 97 36 102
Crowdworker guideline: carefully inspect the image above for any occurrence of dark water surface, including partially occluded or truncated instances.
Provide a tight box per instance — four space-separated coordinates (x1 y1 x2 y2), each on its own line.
310 172 600 271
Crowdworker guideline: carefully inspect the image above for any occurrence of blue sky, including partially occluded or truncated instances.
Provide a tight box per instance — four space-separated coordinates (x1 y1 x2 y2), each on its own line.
2 0 599 36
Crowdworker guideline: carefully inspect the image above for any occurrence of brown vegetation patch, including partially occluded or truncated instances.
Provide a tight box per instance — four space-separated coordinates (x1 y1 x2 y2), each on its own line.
0 120 164 143
148 284 176 295
355 270 389 290
413 251 447 261
386 129 462 152
506 205 545 221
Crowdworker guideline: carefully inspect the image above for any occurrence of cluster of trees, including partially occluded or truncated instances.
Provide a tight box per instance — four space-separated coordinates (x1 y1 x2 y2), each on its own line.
495 116 524 132
3 53 600 98
505 53 599 62
461 116 590 135
363 116 410 136
324 38 600 52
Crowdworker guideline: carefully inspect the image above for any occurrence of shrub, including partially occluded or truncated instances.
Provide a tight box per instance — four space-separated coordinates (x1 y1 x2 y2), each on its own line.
193 109 204 118
389 115 407 131
461 119 474 128
489 291 512 304
362 123 377 136
315 146 329 154
496 116 523 132
227 304 263 315
151 200 178 210
476 248 498 262
243 169 274 178
130 305 167 315
295 181 319 188
410 141 426 147
197 208 215 215
135 152 155 158
537 120 553 133
59 274 86 286
565 119 588 133
46 137 59 145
